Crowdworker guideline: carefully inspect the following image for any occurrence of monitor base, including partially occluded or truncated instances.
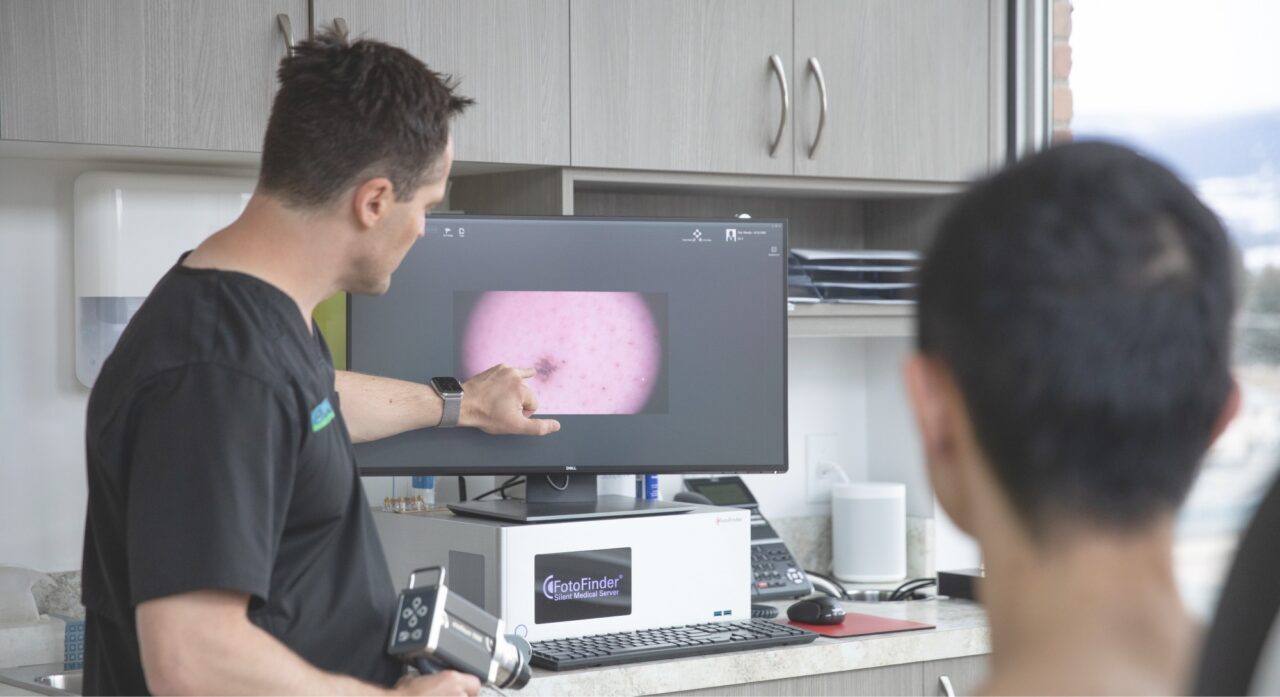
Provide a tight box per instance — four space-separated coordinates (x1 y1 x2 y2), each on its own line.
448 495 693 523
448 474 693 523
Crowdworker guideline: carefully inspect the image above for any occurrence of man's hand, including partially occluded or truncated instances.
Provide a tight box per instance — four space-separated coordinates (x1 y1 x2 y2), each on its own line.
393 671 481 697
461 364 562 436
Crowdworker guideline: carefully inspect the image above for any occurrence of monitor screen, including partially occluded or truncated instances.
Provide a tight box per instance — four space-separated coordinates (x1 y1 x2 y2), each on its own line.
348 215 787 476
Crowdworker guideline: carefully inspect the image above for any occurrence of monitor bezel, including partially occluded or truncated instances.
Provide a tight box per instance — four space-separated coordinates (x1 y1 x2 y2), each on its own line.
346 213 789 477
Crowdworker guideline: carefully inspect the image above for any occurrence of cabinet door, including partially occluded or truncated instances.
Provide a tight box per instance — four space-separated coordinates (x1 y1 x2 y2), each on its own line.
0 0 303 150
667 662 922 696
570 0 793 175
314 0 569 166
794 0 992 181
920 655 990 696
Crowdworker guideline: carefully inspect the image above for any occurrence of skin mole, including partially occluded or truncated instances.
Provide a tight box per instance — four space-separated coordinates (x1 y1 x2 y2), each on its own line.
534 355 559 380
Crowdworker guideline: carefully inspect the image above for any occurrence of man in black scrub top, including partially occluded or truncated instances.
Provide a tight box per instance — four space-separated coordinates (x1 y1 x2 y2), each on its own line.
81 26 560 696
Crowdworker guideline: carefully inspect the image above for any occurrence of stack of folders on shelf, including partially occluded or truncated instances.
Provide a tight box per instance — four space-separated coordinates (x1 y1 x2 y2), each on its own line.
788 248 919 306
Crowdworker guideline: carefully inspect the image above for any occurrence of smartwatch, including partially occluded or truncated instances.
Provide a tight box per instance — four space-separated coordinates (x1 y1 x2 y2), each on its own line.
430 377 464 428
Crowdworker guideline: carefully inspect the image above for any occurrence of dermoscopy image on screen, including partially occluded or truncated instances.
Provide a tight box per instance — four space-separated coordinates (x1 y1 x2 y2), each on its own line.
457 291 667 415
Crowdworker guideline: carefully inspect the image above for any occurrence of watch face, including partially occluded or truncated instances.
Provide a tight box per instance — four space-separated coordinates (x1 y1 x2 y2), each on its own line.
431 377 463 395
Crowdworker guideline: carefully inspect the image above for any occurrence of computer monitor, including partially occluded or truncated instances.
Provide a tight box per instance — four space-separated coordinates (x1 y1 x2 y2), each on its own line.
348 215 787 521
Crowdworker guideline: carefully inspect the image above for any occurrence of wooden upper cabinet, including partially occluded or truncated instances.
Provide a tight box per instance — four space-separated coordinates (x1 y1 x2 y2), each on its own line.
569 0 794 176
0 0 303 150
314 0 570 167
0 0 998 183
793 0 993 181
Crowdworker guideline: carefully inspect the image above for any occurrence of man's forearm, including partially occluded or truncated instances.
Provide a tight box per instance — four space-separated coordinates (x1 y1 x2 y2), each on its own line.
138 593 393 696
336 365 561 440
335 370 443 443
167 622 388 696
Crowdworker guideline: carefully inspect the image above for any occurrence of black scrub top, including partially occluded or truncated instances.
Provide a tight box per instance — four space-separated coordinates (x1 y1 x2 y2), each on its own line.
81 259 403 695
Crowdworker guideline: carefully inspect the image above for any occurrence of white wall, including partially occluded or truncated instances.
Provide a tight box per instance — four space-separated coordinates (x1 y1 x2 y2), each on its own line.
1 157 86 572
866 337 932 517
0 147 478 568
659 336 928 520
742 337 872 518
0 153 939 571
0 155 255 572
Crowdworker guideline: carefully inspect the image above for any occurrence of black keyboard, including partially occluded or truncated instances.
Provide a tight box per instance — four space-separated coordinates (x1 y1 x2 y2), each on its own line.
530 619 818 670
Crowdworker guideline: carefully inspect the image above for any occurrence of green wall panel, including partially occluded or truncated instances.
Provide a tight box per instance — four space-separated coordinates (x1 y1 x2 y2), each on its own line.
313 292 347 370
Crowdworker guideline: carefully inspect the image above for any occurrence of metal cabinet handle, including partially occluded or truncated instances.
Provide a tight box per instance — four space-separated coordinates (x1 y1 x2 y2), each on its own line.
276 13 294 54
939 675 956 697
768 54 789 157
334 17 349 39
807 57 828 159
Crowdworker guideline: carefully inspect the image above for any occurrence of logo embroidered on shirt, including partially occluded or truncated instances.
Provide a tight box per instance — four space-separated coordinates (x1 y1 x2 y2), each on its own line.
311 398 335 432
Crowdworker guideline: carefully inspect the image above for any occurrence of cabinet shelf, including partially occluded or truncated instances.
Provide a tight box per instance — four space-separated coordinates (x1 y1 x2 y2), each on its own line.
565 167 966 200
787 303 915 338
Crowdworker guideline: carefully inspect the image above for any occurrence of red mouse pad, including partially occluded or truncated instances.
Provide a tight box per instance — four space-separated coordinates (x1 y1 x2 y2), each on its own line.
788 611 935 638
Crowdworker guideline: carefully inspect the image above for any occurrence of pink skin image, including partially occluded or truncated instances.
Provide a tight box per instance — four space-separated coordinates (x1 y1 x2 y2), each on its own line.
459 291 664 415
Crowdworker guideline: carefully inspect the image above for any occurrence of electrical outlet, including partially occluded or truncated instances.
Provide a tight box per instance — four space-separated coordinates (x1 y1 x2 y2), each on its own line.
806 433 845 503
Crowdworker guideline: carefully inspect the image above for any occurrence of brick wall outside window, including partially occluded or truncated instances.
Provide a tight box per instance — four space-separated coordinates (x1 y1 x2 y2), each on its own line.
1052 0 1073 142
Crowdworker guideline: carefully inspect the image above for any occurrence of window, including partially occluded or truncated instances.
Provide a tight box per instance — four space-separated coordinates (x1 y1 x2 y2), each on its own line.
1060 0 1280 616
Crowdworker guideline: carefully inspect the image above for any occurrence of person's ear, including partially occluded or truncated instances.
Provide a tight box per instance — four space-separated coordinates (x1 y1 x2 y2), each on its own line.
1209 377 1243 445
904 353 974 535
351 177 396 230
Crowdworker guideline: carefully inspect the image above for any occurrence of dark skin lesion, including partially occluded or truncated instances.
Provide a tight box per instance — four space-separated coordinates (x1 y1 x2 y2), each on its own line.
534 355 562 381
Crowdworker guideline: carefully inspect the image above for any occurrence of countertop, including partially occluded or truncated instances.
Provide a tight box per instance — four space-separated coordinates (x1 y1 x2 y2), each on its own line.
513 597 989 696
0 599 988 697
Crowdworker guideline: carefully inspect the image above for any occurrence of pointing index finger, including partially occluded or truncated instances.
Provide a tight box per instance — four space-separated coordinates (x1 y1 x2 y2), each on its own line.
514 367 537 380
525 418 561 436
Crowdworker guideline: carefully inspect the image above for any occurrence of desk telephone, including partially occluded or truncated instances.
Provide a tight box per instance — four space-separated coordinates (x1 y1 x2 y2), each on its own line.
682 476 813 601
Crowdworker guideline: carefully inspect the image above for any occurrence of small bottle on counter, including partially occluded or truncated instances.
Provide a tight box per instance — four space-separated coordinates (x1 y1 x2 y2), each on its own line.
635 474 659 500
411 476 436 509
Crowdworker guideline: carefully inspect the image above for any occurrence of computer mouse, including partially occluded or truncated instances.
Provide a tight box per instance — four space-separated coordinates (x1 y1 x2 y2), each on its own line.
786 595 846 625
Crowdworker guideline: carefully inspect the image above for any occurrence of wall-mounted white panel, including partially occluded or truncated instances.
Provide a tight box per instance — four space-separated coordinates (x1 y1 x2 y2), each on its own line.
73 172 253 385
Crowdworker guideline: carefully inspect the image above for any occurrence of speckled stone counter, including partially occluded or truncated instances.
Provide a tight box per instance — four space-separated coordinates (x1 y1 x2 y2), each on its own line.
511 598 989 697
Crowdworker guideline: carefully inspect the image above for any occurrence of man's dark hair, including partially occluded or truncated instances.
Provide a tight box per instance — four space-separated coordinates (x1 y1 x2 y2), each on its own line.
258 25 473 208
917 141 1237 535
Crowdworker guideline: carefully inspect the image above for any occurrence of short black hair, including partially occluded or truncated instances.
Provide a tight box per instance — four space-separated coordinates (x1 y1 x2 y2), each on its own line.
257 24 473 208
917 141 1237 535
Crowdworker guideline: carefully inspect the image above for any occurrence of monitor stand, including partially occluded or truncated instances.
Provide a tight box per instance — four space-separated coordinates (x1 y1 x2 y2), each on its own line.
448 474 693 523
